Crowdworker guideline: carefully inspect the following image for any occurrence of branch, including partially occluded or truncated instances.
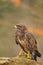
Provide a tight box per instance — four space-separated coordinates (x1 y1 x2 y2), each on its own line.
0 57 42 65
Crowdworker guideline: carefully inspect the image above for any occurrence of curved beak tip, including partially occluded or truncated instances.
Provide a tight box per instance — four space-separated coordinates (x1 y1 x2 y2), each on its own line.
14 25 17 28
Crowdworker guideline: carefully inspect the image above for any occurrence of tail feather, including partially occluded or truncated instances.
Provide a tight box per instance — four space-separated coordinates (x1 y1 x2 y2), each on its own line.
35 50 41 57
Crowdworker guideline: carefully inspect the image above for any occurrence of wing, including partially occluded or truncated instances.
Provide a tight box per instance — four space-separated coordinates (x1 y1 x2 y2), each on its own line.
25 32 37 52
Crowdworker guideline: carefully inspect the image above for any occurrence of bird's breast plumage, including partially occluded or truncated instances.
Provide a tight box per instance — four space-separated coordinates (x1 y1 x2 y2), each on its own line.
15 30 37 53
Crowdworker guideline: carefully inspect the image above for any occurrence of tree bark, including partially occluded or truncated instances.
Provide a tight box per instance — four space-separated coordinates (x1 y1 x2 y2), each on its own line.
0 57 42 65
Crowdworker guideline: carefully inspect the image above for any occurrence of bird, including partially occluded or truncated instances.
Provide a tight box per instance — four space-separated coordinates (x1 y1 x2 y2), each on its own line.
14 24 41 61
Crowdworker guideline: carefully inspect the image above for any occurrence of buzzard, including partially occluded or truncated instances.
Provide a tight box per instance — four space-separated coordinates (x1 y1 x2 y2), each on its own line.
14 24 41 61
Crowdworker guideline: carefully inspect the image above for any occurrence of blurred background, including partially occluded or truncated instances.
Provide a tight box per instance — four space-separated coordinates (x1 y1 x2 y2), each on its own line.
0 0 43 61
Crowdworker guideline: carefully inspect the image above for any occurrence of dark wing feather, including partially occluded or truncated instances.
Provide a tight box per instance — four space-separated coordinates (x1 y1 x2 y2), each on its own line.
25 32 37 52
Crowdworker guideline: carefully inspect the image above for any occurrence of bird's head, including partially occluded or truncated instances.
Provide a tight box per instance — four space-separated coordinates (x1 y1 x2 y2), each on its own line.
14 24 27 32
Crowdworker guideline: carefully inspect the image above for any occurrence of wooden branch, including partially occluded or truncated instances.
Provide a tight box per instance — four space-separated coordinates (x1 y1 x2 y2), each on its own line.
0 57 42 65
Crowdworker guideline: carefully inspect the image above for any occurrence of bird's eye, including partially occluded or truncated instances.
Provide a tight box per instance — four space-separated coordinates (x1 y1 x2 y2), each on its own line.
16 25 21 28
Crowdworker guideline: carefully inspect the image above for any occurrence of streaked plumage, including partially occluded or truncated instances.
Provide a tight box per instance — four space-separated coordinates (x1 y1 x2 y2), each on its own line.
14 24 41 61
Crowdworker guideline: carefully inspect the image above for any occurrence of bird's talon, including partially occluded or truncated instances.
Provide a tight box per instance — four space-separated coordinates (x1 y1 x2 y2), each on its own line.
27 51 31 59
27 55 31 59
18 49 23 57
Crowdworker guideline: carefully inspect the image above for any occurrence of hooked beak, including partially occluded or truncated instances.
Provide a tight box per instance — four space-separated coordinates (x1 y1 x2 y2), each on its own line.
14 25 17 29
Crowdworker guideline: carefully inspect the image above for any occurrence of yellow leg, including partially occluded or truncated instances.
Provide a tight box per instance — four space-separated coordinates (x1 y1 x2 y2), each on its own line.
27 51 31 59
18 49 23 56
